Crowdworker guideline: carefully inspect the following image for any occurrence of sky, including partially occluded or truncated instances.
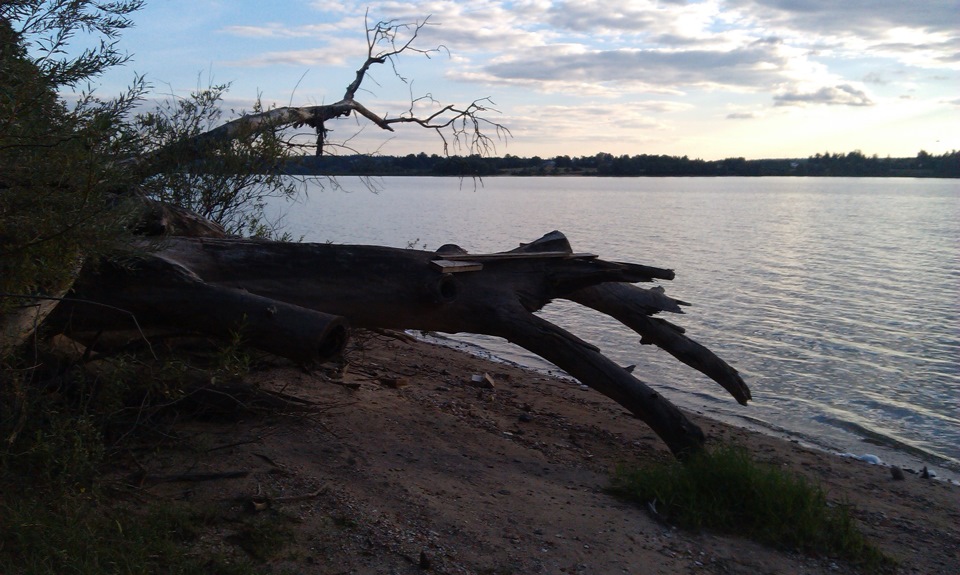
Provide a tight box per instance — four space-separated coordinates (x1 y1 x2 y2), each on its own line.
64 0 960 159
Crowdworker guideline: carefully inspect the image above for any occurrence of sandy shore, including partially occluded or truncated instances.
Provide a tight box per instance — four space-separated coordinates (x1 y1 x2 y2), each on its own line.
140 333 960 574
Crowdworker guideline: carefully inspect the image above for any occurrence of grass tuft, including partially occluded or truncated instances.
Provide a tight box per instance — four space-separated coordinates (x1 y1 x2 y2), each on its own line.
610 445 894 571
0 495 253 575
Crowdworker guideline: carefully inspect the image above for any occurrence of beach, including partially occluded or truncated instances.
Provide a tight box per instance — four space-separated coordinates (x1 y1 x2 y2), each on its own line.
140 333 960 574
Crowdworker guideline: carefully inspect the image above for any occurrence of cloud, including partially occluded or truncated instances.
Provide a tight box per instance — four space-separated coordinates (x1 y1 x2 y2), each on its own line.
543 0 721 42
726 0 960 71
502 102 669 149
632 100 696 113
223 24 308 38
223 22 345 38
726 111 757 119
774 84 874 107
477 42 792 92
727 0 958 37
227 48 351 68
303 0 548 54
862 71 889 85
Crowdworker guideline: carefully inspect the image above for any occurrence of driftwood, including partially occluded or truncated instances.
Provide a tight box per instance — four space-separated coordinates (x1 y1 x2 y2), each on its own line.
52 230 748 457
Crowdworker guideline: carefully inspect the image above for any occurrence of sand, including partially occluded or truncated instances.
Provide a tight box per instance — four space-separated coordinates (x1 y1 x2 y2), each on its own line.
138 333 959 574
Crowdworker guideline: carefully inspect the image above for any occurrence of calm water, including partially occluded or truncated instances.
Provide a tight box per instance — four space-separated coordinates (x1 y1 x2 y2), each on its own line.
272 176 960 478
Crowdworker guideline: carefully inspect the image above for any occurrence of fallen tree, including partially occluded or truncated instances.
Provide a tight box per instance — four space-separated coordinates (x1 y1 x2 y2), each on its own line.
1 12 507 355
5 9 749 459
51 230 749 457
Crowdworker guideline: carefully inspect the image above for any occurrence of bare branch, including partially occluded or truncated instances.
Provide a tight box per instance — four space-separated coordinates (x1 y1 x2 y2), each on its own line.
383 98 512 156
132 12 508 168
344 13 439 101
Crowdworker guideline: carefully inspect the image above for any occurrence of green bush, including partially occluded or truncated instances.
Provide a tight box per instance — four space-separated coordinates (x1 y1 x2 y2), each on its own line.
610 445 893 570
0 10 143 317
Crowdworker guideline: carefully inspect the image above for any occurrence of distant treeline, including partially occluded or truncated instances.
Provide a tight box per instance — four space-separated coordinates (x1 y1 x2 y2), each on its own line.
286 149 959 178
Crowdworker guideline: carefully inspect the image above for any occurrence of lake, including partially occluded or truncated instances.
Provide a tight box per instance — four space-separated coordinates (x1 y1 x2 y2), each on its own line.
270 176 960 479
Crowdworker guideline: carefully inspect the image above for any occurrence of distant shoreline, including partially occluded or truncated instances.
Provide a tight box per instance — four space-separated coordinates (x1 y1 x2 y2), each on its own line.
285 150 960 179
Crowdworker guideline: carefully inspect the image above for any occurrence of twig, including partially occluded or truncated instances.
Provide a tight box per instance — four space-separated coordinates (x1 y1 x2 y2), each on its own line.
139 470 249 485
368 327 417 343
272 486 327 503
206 437 264 452
0 292 157 359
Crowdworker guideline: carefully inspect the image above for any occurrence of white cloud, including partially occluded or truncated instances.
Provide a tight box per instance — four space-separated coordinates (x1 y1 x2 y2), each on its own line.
502 102 670 150
222 22 344 38
228 48 352 68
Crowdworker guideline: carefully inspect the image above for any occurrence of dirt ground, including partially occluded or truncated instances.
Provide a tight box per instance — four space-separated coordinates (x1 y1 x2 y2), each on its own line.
133 333 960 574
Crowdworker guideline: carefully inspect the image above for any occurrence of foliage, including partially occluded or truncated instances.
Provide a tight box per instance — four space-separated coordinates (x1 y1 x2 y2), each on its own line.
136 85 302 237
610 445 894 571
1 0 144 86
287 149 960 178
1 2 302 326
0 4 145 316
0 341 284 574
0 492 261 574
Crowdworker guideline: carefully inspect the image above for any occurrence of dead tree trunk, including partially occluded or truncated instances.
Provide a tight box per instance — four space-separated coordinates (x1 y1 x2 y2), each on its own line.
52 231 748 458
54 253 348 364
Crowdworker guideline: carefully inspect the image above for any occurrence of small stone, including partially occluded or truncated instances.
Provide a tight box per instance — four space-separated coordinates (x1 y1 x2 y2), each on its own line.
419 550 432 570
519 413 533 423
379 376 408 388
891 466 906 481
469 373 495 389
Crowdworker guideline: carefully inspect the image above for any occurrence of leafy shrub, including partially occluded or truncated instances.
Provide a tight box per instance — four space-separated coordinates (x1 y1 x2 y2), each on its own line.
610 445 893 570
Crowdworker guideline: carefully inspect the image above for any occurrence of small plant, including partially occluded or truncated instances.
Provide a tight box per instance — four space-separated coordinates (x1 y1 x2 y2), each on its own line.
227 512 297 562
216 325 254 382
610 445 894 571
0 495 256 575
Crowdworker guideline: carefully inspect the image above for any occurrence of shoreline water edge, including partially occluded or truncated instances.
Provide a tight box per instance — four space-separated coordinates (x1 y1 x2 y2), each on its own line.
419 331 960 485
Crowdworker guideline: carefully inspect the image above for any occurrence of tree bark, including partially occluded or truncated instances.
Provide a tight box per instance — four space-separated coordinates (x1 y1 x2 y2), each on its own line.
53 253 348 364
567 283 751 405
